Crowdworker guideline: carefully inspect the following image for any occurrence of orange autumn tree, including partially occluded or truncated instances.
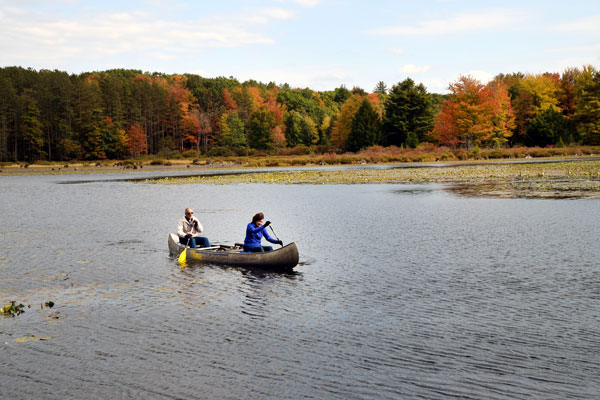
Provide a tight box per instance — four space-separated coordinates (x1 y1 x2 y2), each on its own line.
488 80 516 147
432 76 513 149
126 123 147 156
167 75 204 151
222 88 238 112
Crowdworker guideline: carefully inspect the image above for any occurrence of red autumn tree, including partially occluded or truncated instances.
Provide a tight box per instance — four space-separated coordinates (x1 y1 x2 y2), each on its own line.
431 76 496 148
126 123 147 156
222 88 237 112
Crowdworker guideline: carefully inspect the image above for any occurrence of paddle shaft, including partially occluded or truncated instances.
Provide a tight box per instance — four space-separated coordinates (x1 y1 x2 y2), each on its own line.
269 225 283 247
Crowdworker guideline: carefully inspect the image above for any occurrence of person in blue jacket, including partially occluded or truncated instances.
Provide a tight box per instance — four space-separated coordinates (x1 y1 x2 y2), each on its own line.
244 212 282 252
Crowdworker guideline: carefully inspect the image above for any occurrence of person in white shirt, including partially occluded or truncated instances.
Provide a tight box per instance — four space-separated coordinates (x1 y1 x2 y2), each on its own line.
177 208 210 248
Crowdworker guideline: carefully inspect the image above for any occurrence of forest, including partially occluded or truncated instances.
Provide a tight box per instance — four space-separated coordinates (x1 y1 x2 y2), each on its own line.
0 65 599 162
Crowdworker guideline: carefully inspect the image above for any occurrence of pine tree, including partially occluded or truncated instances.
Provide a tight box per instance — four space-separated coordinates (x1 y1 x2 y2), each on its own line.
382 78 433 146
346 98 381 152
20 91 46 162
575 66 600 145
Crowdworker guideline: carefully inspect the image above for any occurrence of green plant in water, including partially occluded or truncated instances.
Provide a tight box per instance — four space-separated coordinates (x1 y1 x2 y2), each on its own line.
1 301 25 317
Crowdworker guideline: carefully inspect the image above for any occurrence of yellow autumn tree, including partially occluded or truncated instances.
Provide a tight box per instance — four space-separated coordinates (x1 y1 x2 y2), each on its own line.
330 94 364 149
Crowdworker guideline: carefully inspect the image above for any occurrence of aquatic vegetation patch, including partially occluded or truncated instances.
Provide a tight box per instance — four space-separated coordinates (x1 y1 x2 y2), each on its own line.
149 160 600 199
1 301 25 317
1 300 55 317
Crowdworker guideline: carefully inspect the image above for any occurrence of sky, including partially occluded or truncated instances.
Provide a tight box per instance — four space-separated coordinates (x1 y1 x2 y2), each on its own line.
0 0 599 93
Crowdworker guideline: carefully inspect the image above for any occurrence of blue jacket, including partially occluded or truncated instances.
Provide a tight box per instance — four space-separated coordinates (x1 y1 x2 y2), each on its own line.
244 222 277 248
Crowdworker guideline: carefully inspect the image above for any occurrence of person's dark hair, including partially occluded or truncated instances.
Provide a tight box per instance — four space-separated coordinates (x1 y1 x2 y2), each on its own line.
252 212 264 223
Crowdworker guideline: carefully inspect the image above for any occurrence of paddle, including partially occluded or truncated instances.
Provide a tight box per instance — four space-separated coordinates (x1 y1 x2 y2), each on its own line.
178 236 191 266
269 225 284 248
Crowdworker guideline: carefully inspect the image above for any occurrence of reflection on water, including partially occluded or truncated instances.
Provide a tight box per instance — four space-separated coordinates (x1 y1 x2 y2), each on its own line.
1 174 600 399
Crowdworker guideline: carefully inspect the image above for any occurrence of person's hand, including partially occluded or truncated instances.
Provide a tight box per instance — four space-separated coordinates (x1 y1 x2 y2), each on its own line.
277 240 283 246
263 220 271 227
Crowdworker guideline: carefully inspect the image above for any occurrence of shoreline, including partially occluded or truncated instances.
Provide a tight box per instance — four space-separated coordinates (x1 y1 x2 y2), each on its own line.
3 156 600 199
147 158 600 200
1 155 600 176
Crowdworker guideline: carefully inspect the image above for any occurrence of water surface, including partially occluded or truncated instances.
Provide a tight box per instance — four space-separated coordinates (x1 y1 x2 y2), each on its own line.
1 173 599 399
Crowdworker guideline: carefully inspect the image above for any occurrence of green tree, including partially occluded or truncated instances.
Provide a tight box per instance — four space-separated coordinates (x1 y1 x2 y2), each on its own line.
219 112 246 149
299 114 319 145
247 107 275 149
406 131 419 148
100 117 128 159
526 108 570 147
284 111 303 147
82 127 106 160
382 78 433 146
346 98 381 152
0 75 18 161
72 77 104 159
20 90 46 161
333 85 351 104
575 66 600 145
374 81 388 94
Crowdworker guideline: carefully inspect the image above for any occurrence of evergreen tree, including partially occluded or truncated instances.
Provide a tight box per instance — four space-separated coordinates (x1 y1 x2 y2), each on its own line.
100 117 128 159
0 75 18 161
20 91 46 161
382 78 433 146
82 127 106 160
374 81 388 94
575 66 600 145
333 85 351 104
526 108 570 147
346 98 381 152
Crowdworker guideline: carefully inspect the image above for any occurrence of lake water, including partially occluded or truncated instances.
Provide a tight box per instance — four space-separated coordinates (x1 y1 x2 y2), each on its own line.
1 171 599 399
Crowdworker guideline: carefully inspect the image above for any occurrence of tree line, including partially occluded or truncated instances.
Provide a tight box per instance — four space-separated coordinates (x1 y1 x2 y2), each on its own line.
0 65 599 162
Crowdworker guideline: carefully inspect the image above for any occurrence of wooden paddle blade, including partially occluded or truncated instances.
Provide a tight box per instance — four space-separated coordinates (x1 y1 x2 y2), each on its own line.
178 248 187 266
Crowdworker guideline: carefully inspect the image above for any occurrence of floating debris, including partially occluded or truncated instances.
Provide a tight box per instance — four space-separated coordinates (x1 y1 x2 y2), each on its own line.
15 336 52 343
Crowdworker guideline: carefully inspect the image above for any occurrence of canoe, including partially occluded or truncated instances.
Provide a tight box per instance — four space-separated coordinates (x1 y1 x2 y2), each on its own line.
168 233 299 272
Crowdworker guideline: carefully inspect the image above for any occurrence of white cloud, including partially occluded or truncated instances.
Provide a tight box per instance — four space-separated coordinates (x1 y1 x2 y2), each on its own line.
553 15 600 33
401 64 431 74
0 6 286 68
369 9 525 36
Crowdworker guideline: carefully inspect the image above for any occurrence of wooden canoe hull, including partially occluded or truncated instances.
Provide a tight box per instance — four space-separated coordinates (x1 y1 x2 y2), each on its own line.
168 233 299 272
